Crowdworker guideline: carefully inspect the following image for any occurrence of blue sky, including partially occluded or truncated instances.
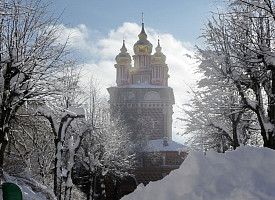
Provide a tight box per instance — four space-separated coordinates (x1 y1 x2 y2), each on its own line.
52 0 221 143
54 0 215 45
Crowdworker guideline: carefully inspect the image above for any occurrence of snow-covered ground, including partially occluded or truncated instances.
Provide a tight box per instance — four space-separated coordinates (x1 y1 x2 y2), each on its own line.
121 146 275 200
0 172 56 200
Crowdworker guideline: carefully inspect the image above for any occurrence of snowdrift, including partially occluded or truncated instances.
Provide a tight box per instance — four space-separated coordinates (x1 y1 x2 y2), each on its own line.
121 146 275 200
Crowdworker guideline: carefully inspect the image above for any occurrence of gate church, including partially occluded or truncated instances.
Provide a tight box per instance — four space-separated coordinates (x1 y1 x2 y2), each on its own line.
107 19 187 197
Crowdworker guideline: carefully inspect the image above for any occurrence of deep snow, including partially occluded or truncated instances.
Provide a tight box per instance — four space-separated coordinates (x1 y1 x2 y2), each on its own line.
121 146 275 200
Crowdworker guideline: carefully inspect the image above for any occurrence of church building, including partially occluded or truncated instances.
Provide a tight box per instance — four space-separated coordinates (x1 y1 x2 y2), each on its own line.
107 19 187 198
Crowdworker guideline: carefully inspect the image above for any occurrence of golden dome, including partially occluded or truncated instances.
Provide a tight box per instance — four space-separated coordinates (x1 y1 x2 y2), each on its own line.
133 23 153 55
115 40 131 64
151 40 166 64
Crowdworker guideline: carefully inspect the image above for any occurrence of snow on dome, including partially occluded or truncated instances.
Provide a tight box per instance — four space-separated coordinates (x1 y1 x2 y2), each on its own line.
133 22 153 55
151 39 166 64
121 146 275 200
115 40 131 64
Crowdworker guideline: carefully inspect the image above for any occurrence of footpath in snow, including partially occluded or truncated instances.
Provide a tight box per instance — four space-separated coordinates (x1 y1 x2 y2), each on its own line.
121 146 275 200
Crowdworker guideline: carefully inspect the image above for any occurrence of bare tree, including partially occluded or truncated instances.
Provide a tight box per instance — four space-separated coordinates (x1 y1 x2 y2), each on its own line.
8 103 55 184
0 0 69 181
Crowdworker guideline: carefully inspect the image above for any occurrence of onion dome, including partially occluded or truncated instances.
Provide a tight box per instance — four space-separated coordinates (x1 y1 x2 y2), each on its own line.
115 40 131 64
151 39 166 64
133 23 153 55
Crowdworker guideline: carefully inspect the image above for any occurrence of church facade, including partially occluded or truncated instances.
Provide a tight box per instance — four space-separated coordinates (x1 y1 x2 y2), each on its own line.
107 21 187 198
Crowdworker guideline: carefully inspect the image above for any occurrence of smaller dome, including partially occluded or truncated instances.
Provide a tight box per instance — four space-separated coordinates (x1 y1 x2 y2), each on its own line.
151 40 166 64
115 40 131 64
133 23 153 55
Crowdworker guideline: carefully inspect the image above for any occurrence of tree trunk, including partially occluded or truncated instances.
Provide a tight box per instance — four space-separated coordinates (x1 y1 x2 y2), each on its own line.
264 131 275 149
52 116 73 200
91 175 96 200
64 135 82 200
86 175 92 200
64 181 72 200
269 70 275 149
0 130 8 183
54 139 63 200
232 122 240 150
263 70 275 149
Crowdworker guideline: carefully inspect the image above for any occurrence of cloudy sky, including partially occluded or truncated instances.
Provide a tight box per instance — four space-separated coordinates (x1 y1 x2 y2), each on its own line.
52 0 221 143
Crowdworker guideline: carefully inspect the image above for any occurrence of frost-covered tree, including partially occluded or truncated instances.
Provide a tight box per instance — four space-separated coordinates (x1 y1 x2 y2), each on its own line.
192 0 275 149
37 66 85 200
73 79 134 200
0 0 68 180
180 80 260 152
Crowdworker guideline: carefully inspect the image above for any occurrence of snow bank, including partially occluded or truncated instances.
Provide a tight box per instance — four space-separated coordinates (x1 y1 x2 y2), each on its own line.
121 146 275 200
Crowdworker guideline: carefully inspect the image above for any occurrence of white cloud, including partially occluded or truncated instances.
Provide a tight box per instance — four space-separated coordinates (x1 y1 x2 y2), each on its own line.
62 22 199 142
56 24 102 58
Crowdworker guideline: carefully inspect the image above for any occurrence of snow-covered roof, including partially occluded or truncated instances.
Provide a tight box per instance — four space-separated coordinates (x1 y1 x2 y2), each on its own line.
118 83 168 89
141 139 187 153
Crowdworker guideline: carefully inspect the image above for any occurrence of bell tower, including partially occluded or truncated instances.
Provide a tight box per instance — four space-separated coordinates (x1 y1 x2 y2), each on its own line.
108 20 175 141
